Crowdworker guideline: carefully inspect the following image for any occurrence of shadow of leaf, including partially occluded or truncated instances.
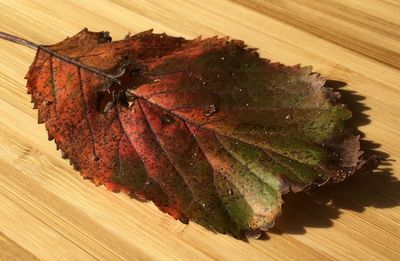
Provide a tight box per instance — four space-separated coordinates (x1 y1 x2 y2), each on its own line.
272 165 397 235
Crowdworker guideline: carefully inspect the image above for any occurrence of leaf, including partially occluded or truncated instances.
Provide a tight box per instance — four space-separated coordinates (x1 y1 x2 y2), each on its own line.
22 28 374 237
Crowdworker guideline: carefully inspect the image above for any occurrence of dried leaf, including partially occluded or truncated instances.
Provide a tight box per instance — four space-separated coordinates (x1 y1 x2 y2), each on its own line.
8 29 376 237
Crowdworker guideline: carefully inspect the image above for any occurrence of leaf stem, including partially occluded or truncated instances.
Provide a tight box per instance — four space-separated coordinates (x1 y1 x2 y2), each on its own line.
0 31 38 50
0 31 120 84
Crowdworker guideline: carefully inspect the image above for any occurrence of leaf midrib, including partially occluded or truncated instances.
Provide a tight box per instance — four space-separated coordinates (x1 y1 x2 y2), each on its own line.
132 92 316 171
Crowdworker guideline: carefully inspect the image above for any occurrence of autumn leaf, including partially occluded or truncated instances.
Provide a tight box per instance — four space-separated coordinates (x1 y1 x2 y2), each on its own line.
0 29 376 238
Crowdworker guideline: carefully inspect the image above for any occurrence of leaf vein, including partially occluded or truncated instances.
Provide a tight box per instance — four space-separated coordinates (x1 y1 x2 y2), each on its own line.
137 100 210 216
77 67 98 159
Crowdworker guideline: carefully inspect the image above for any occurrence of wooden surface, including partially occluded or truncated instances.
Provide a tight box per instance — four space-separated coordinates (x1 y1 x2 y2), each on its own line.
0 0 399 260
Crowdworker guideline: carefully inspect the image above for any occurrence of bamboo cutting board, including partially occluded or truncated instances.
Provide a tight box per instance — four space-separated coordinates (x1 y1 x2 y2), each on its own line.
0 0 399 260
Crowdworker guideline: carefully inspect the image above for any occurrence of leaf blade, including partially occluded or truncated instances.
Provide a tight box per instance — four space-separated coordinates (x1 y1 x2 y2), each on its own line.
25 29 374 237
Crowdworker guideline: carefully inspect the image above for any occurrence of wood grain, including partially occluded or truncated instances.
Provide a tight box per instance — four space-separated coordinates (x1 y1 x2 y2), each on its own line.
0 0 399 260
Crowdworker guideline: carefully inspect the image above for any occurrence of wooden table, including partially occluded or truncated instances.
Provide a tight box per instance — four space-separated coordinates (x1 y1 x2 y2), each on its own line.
0 1 399 260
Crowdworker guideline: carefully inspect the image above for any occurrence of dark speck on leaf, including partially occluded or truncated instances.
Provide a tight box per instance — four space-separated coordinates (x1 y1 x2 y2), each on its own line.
162 114 175 125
